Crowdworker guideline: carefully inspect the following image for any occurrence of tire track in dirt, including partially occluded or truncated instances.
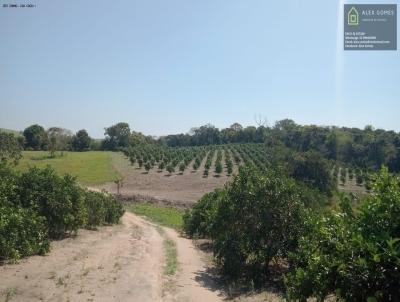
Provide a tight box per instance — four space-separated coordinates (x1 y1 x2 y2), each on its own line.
0 212 164 302
0 212 224 302
162 227 223 302
132 215 224 302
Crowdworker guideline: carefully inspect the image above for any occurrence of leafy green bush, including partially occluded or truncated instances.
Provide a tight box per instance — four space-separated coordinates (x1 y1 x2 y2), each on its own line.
102 192 125 224
183 190 224 238
289 151 336 196
11 165 124 238
0 163 17 208
0 163 124 261
214 161 222 175
0 205 49 261
166 164 175 174
285 167 400 301
213 167 305 281
84 190 107 228
285 206 350 301
84 190 124 227
144 161 151 172
0 132 22 165
185 167 305 282
15 167 87 238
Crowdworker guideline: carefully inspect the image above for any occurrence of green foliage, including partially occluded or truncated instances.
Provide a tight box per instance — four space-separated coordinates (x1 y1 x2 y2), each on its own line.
340 174 346 185
184 165 400 300
348 168 354 180
0 162 124 261
0 164 17 208
158 161 165 171
102 192 125 224
214 161 222 175
290 151 336 195
356 173 363 185
226 152 234 175
0 205 50 261
285 167 400 301
159 120 400 175
166 164 175 174
213 167 305 281
285 208 350 301
0 165 50 260
15 167 87 238
23 124 47 150
84 190 124 228
72 129 91 151
84 191 107 227
47 127 72 156
102 122 131 150
193 157 201 170
144 161 151 172
0 132 22 165
184 167 305 282
183 190 224 238
179 162 185 173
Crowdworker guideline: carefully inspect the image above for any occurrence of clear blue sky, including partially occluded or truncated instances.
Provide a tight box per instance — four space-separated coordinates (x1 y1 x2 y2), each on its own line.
1 0 399 138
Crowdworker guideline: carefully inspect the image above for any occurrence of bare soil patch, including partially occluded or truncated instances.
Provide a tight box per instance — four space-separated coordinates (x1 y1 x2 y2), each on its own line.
95 153 239 207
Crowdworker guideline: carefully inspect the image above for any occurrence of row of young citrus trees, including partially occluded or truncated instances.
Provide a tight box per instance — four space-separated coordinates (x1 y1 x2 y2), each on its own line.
183 166 400 301
122 143 275 176
332 164 372 189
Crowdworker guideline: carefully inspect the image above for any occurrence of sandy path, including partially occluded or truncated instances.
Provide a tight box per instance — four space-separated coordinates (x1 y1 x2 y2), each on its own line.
163 228 223 302
0 212 224 302
0 212 164 302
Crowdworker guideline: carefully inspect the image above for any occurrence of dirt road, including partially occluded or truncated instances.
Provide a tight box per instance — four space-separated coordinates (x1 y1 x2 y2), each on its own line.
163 228 222 302
0 212 223 302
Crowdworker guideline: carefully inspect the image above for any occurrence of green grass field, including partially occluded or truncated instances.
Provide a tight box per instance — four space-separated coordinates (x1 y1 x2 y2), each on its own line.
126 203 184 230
17 151 120 185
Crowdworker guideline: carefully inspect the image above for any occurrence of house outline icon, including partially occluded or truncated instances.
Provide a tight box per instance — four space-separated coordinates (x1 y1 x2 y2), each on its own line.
348 7 359 26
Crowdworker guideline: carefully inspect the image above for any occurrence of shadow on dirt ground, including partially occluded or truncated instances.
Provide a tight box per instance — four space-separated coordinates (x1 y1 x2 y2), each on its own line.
193 240 285 302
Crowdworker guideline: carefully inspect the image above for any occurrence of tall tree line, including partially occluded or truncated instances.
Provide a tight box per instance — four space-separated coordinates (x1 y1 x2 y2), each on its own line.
6 120 400 172
158 119 400 173
17 124 93 153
